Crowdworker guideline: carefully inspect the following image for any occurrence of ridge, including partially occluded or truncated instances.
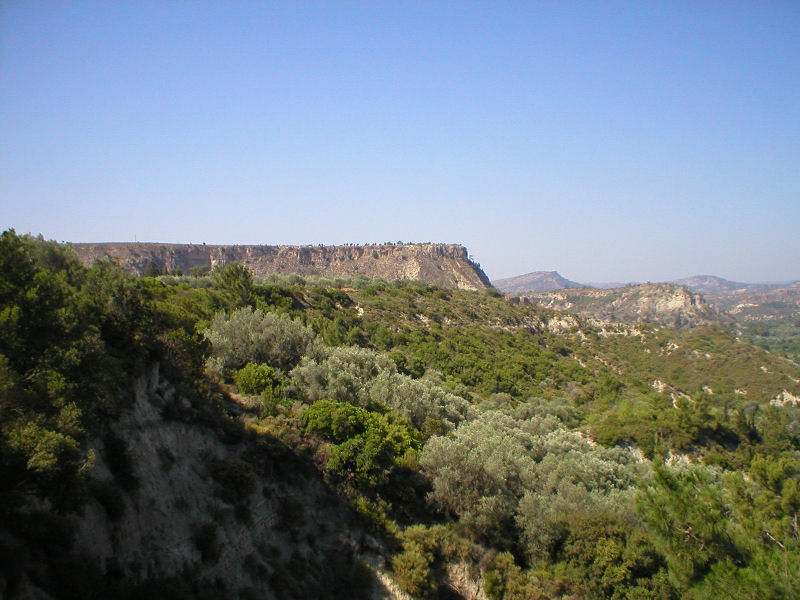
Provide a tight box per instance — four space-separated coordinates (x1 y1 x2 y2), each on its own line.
70 242 492 291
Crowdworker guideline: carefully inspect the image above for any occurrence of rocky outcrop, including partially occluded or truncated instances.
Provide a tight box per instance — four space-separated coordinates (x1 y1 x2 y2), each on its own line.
70 242 492 291
672 276 800 325
519 283 727 328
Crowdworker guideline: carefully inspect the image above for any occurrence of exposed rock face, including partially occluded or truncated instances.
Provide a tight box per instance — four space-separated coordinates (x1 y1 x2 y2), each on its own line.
519 283 726 328
70 242 492 290
54 363 394 599
493 271 583 294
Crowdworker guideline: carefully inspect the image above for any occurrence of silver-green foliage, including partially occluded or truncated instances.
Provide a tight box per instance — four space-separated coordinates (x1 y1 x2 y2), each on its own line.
291 346 396 407
368 372 472 431
204 307 316 374
517 444 639 562
420 409 641 560
420 412 547 541
291 346 471 431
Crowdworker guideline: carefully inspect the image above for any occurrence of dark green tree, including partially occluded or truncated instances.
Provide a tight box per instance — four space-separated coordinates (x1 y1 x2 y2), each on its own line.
637 461 800 599
212 262 254 308
143 260 163 277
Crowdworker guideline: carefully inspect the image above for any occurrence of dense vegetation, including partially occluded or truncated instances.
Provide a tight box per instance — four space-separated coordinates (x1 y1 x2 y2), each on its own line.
740 318 800 362
2 231 799 599
0 231 217 597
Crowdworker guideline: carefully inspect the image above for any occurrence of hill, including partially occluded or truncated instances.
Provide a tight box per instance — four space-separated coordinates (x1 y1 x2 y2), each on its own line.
70 242 492 291
674 276 800 359
518 282 727 329
674 275 799 314
498 271 800 358
672 274 765 295
493 270 583 293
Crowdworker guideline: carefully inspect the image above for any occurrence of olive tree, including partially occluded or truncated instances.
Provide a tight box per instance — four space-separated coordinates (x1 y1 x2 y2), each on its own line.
290 346 396 407
368 372 473 432
291 346 473 433
203 306 316 374
420 410 642 557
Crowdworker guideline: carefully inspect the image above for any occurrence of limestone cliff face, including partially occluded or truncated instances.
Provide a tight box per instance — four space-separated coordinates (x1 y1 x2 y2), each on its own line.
71 243 491 291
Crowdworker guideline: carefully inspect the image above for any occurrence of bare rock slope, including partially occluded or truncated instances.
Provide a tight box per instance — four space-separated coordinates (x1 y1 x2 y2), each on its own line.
71 242 492 290
11 363 398 599
520 283 727 328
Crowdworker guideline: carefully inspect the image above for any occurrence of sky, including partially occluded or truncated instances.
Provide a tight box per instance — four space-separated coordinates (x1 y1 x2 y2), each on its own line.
1 1 798 283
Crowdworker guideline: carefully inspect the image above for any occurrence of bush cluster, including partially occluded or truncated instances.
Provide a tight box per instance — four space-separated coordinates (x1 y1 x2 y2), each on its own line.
204 307 315 374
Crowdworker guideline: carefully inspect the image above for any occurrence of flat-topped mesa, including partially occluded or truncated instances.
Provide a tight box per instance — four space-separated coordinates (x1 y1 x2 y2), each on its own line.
70 242 492 291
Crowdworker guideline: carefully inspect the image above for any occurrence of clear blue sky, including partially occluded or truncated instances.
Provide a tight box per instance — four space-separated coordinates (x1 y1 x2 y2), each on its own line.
1 1 798 283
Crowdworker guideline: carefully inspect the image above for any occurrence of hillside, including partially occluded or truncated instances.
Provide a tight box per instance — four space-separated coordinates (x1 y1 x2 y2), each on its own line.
497 270 800 358
70 242 492 291
674 276 800 359
517 283 727 328
675 276 800 316
4 232 800 600
492 270 583 293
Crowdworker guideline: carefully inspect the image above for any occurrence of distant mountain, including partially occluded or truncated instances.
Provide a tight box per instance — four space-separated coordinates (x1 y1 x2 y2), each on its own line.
493 271 583 294
495 269 799 352
674 275 800 314
520 282 726 329
672 275 777 295
586 281 638 289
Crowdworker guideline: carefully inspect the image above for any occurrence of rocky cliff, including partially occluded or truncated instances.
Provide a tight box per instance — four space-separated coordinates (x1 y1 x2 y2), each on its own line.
70 243 492 291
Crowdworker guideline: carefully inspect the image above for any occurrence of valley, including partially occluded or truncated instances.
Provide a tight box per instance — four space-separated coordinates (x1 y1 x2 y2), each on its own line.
497 270 800 360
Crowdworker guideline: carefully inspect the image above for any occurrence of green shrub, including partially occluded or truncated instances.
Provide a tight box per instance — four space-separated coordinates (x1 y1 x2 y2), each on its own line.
637 460 800 598
189 265 211 276
391 542 436 599
212 262 254 308
303 399 419 487
233 363 280 395
204 307 316 375
483 552 545 600
391 525 446 599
